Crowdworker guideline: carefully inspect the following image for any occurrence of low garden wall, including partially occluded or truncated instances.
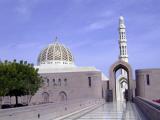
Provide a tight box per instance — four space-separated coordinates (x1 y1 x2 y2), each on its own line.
0 98 104 120
134 96 160 120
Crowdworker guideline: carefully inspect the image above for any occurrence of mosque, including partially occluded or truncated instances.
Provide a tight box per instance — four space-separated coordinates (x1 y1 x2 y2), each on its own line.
30 16 160 104
31 38 108 104
1 16 160 106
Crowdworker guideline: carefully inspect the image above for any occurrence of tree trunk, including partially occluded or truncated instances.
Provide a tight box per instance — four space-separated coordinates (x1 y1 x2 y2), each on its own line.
15 96 18 106
0 97 2 109
28 95 32 105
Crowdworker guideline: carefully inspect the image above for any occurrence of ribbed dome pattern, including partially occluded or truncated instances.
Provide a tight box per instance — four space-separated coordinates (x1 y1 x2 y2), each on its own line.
38 40 74 65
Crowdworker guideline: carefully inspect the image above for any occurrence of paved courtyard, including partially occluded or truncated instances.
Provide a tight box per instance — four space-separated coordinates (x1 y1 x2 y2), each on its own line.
60 102 146 120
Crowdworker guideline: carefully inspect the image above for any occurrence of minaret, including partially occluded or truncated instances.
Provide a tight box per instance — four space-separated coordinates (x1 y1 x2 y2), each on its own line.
119 16 128 63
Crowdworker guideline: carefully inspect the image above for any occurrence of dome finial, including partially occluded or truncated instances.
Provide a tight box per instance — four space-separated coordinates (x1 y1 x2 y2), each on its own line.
54 36 58 42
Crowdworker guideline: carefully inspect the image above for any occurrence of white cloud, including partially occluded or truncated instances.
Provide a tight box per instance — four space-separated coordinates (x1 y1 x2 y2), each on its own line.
15 0 39 21
99 10 115 18
83 9 116 31
2 42 43 50
85 19 114 31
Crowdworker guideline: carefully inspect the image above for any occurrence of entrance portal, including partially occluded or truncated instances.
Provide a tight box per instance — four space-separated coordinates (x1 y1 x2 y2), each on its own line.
109 60 134 101
116 73 128 101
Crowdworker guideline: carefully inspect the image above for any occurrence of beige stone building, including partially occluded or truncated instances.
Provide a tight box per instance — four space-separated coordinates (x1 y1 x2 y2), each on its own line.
135 69 160 100
30 39 108 104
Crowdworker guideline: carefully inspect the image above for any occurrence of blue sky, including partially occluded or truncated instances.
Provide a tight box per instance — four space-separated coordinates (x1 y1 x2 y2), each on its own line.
0 0 160 75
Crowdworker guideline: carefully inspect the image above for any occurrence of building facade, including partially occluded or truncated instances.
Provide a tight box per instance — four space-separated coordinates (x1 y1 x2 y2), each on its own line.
30 39 108 104
135 69 160 100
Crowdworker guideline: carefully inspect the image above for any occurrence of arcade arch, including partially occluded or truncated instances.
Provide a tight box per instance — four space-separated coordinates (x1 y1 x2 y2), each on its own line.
109 60 134 101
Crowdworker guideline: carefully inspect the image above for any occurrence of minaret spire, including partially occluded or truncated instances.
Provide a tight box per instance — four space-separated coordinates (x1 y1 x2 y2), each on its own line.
119 16 128 63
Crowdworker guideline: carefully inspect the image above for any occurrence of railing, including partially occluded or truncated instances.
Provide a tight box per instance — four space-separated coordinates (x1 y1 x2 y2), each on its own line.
134 96 160 120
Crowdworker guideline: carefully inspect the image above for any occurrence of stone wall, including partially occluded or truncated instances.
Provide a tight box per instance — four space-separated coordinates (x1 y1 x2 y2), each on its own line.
134 96 160 120
135 69 160 100
30 71 103 104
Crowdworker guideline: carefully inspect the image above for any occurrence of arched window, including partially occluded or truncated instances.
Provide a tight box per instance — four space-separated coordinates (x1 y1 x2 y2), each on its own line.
64 78 67 86
58 79 61 86
42 92 49 103
102 88 104 98
47 79 49 86
53 79 55 86
120 33 122 39
122 46 124 55
88 77 91 87
121 46 123 55
41 76 45 85
146 74 150 85
122 32 123 39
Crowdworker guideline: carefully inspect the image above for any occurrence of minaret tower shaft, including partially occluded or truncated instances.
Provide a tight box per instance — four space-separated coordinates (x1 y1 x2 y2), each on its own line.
119 16 128 63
